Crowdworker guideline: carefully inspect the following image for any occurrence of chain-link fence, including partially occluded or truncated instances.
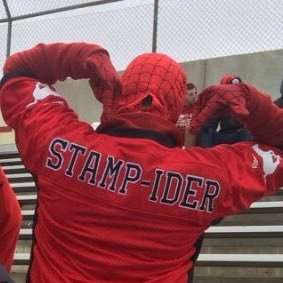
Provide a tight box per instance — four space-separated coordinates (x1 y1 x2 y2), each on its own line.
0 0 282 71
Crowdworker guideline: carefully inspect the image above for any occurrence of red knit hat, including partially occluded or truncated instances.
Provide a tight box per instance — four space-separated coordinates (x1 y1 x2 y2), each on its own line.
112 53 187 123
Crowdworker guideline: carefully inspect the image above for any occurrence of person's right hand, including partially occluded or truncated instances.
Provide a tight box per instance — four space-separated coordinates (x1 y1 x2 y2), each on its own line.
87 55 122 122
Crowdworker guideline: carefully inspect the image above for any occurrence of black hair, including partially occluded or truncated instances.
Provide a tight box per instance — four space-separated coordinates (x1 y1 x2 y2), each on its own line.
187 83 197 90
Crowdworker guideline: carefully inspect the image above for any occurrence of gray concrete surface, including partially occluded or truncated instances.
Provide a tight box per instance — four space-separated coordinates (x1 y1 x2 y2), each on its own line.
54 49 283 124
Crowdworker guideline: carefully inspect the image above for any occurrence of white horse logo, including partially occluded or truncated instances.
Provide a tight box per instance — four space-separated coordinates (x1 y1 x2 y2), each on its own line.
27 82 62 108
252 144 282 180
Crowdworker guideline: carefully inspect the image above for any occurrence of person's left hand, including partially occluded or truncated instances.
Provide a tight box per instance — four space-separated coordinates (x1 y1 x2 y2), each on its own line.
87 55 122 122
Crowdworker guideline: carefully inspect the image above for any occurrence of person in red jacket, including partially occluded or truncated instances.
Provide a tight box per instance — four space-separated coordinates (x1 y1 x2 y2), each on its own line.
197 74 252 147
176 82 198 128
0 166 22 272
0 43 283 283
176 83 198 147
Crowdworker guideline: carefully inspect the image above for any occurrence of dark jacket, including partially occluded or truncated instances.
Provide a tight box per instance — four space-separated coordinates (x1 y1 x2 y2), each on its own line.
274 77 283 108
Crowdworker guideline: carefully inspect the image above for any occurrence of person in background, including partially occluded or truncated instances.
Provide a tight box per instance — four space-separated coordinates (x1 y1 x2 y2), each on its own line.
273 76 283 108
176 83 198 147
1 43 283 283
0 166 22 272
197 75 252 147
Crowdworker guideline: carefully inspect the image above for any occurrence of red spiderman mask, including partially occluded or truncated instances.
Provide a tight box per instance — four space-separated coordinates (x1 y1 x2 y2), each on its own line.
112 53 187 123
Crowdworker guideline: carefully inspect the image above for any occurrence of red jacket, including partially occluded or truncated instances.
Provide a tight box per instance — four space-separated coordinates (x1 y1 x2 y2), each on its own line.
1 77 283 282
176 104 195 128
0 166 22 272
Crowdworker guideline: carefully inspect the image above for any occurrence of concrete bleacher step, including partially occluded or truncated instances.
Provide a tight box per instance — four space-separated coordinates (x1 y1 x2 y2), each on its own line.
16 225 283 240
201 239 283 254
197 254 283 267
194 277 283 283
6 173 34 183
18 201 283 221
0 157 23 166
12 252 283 267
204 225 283 238
1 164 27 174
0 152 20 159
220 212 283 226
16 225 283 255
194 267 283 283
17 194 37 206
11 271 283 283
11 182 36 193
16 197 283 215
21 210 35 221
246 201 283 213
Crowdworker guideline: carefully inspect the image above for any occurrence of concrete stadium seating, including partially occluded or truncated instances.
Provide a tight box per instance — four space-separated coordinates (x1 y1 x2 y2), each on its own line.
1 151 283 283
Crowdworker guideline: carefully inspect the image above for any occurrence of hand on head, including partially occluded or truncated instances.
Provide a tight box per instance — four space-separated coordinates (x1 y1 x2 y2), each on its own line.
189 84 250 134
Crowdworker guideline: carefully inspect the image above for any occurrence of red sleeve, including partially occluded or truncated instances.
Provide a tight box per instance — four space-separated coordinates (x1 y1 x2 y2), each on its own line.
196 142 283 218
3 42 108 84
0 76 94 173
242 84 283 147
0 167 22 272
